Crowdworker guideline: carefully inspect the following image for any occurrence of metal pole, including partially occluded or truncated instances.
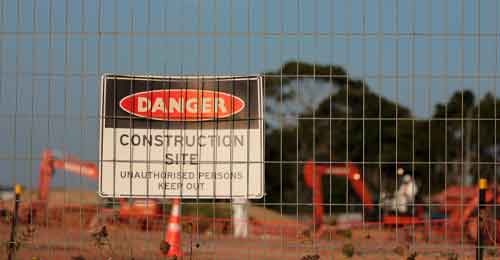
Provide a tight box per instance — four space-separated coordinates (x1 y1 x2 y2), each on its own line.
7 184 22 260
477 178 487 260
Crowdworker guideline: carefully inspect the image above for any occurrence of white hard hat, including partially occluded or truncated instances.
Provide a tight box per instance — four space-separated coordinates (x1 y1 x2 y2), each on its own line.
403 174 412 183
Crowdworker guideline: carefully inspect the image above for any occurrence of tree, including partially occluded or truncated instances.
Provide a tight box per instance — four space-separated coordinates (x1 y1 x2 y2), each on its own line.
263 61 415 211
432 90 500 185
262 61 500 214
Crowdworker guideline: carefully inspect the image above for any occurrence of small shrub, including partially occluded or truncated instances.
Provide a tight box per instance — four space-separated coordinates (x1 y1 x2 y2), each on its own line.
445 252 458 260
487 248 499 257
342 243 354 258
18 225 36 245
90 225 114 258
407 252 417 260
335 229 352 239
393 245 406 256
300 254 320 260
91 226 109 248
160 241 171 254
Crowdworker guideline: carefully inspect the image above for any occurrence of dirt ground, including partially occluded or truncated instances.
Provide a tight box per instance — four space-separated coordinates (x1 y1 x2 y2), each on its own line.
0 191 498 259
0 221 497 260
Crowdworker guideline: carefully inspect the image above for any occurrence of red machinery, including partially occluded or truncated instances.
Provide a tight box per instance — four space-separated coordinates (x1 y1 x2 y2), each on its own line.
38 149 98 203
34 149 161 222
303 160 374 228
304 160 426 231
303 160 500 244
432 185 500 243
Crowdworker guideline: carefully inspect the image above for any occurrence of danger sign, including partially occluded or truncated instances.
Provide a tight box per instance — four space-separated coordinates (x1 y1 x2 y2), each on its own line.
98 75 264 199
120 89 245 120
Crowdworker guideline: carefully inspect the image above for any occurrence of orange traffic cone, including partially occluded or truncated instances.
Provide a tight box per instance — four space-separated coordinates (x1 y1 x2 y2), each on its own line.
164 198 183 257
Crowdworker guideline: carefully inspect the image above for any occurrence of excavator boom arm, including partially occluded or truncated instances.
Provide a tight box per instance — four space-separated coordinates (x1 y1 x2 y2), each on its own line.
38 149 98 202
303 160 374 227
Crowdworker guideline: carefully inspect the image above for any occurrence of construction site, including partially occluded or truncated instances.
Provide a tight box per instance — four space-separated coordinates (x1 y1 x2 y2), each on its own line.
0 128 499 258
0 148 498 259
1 0 500 259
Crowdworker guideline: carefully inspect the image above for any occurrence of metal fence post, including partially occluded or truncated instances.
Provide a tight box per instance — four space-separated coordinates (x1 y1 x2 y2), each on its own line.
477 178 487 260
7 184 22 260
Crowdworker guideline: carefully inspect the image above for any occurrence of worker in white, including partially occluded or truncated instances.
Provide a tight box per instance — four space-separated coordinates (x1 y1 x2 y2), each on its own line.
392 174 418 214
232 197 249 238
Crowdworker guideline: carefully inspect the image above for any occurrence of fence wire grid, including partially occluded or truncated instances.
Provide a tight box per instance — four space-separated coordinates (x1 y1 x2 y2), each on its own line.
1 0 500 259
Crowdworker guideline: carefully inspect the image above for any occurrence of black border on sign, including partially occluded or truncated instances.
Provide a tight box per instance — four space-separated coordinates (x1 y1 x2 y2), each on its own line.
98 74 265 199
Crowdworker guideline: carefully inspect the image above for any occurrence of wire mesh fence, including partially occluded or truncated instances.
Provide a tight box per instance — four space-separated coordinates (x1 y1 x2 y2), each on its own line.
1 0 500 259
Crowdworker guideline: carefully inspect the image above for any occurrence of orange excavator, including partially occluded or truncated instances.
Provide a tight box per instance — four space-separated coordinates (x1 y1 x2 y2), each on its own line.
431 184 500 243
303 161 375 228
28 149 162 226
29 149 183 256
304 161 425 232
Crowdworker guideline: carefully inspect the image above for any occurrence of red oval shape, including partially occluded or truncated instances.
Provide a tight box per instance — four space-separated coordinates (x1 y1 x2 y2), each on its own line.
119 89 245 121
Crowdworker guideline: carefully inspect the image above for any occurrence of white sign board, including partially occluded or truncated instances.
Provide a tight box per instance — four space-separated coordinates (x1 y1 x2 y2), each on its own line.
99 75 264 198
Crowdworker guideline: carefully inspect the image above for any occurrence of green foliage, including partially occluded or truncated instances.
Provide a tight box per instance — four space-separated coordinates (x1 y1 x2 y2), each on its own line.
263 61 500 214
263 61 415 211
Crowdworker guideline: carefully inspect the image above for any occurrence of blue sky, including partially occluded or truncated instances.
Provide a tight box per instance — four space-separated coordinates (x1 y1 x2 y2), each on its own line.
0 0 499 188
